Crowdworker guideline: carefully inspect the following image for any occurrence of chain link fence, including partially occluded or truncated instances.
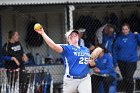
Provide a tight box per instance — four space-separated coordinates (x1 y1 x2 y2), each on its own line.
0 2 140 93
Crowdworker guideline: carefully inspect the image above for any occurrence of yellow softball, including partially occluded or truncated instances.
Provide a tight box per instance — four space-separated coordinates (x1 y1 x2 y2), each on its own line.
34 23 42 31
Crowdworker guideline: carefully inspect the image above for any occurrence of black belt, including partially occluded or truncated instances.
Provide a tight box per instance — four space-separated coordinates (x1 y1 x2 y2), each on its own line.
67 74 87 79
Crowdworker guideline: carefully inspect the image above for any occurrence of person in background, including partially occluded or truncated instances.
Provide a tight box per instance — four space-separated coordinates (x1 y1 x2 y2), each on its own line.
102 24 116 54
87 43 95 54
78 28 86 46
95 24 117 93
102 24 117 93
96 24 116 54
95 24 107 45
91 45 116 93
113 23 140 93
2 30 28 93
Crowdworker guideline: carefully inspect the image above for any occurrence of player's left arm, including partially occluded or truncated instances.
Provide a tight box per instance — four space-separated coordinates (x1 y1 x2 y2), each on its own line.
88 47 103 68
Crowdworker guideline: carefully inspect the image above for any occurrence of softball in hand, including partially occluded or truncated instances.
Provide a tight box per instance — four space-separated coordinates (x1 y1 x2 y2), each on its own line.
34 23 42 31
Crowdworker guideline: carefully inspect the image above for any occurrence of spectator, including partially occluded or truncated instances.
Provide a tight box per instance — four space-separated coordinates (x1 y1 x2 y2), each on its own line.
95 24 117 93
78 28 86 46
113 23 140 93
102 24 116 54
96 24 116 54
87 43 95 54
2 30 28 93
95 24 107 45
91 45 116 93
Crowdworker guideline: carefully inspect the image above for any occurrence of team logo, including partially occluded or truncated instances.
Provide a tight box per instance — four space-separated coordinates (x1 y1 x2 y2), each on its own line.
72 47 77 51
11 45 21 51
103 59 107 64
122 38 128 43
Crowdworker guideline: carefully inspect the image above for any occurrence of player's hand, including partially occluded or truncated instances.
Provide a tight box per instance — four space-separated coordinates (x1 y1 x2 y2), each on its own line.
93 67 100 73
11 57 20 66
22 54 28 62
35 28 45 35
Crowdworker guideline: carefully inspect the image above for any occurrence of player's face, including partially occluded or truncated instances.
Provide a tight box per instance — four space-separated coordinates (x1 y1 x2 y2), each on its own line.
68 32 79 44
104 27 114 36
122 26 130 35
107 28 114 36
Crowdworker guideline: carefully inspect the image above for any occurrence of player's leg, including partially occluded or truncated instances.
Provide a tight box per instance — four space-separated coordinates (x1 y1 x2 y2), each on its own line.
63 77 79 93
78 74 91 93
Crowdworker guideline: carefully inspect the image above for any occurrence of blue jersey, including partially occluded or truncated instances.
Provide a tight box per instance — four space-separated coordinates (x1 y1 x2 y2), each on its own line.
60 44 90 77
95 53 116 78
113 32 140 65
102 32 116 53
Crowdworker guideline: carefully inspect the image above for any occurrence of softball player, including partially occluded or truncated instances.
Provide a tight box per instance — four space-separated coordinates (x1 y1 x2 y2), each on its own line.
35 28 91 93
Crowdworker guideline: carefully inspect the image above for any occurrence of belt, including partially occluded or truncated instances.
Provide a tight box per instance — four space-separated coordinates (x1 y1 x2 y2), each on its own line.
67 74 87 79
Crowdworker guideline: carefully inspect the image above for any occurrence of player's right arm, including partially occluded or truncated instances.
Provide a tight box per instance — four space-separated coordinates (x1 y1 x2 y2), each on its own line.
88 47 103 68
35 28 63 53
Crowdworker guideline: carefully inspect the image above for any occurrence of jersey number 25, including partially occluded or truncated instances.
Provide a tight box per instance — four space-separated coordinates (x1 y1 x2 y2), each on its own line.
79 57 88 64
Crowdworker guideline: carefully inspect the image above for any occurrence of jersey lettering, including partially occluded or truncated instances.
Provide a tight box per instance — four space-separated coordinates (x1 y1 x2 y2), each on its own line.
73 52 90 56
11 45 21 51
